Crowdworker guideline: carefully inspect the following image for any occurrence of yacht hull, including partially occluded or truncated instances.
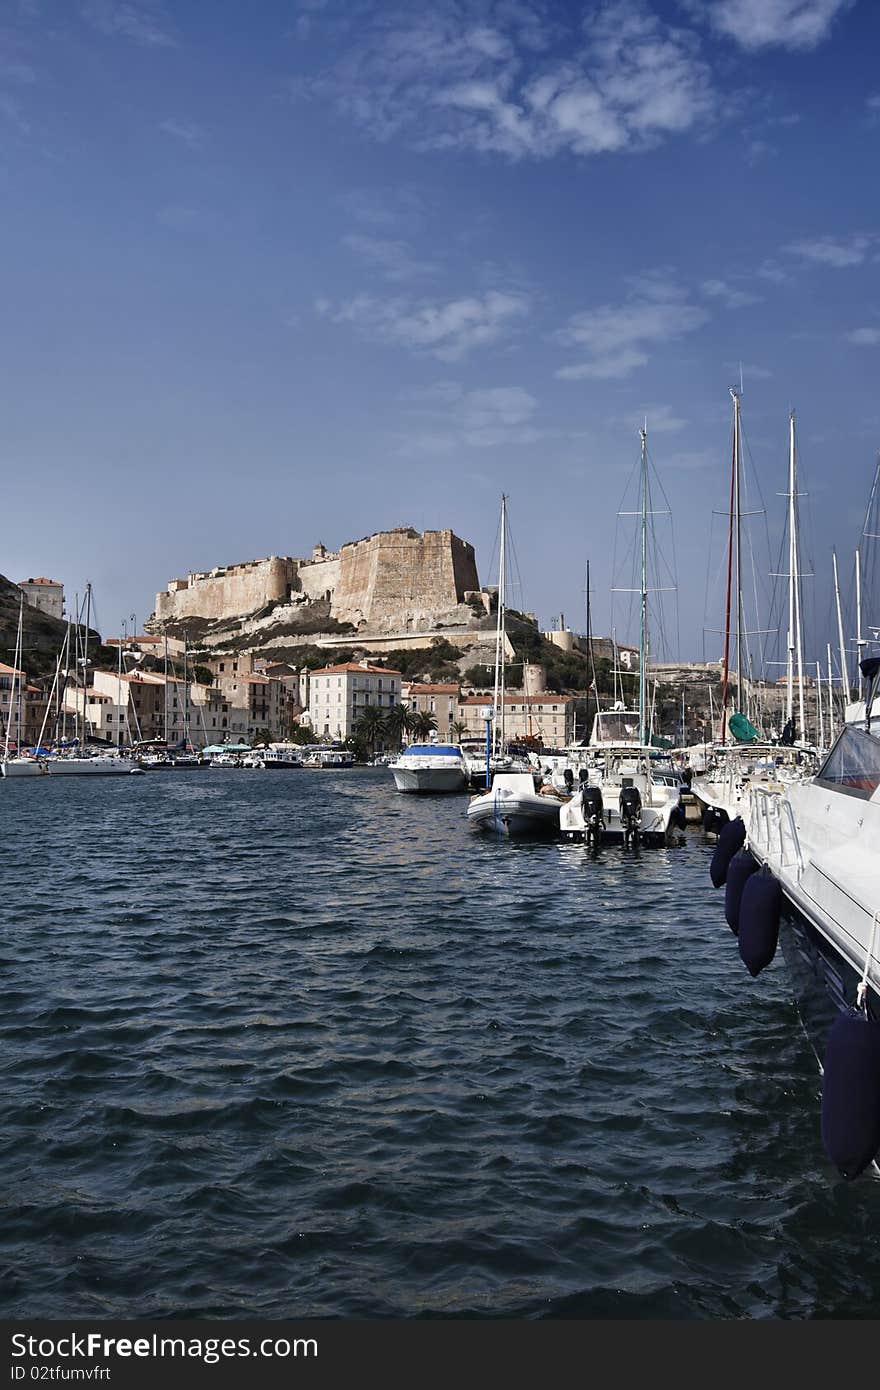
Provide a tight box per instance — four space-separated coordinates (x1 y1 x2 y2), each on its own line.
392 766 467 793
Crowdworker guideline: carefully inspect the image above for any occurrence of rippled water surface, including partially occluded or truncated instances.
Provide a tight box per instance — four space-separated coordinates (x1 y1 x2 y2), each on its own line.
2 768 879 1319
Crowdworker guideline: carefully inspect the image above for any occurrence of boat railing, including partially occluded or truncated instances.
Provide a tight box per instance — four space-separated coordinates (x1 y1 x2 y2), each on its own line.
749 787 804 877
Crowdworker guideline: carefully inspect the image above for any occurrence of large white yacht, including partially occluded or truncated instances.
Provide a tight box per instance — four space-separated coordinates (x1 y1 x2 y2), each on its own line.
390 743 467 793
744 657 880 1038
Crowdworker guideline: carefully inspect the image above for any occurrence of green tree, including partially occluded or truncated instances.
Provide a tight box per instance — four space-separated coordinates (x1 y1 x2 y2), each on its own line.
192 664 214 686
450 720 468 743
353 704 387 755
384 702 415 749
411 711 438 739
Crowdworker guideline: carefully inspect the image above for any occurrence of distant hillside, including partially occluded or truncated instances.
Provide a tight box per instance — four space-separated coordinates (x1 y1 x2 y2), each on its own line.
0 575 102 684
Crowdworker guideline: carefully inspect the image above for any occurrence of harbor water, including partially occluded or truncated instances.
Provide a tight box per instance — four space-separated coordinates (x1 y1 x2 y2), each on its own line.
2 769 879 1319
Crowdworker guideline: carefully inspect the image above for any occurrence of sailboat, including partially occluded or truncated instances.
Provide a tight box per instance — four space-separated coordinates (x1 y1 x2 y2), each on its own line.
1 594 49 777
467 496 561 836
691 400 813 824
559 426 685 845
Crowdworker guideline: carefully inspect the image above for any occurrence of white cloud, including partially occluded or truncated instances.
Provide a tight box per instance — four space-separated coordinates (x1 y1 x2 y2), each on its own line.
299 1 716 160
340 233 438 282
702 278 761 308
80 0 175 47
325 289 529 361
618 403 687 434
397 381 541 453
786 234 877 267
556 274 708 380
698 0 854 51
159 119 205 150
847 327 880 346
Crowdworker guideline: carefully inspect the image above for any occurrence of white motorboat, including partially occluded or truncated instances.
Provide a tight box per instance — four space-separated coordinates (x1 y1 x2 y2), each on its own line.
390 743 467 793
559 743 685 845
467 771 563 837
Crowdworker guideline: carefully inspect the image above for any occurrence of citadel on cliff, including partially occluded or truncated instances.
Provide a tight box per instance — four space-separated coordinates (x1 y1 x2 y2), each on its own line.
148 527 501 656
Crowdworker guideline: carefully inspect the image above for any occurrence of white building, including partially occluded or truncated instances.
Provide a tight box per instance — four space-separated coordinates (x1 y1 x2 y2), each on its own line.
308 662 401 740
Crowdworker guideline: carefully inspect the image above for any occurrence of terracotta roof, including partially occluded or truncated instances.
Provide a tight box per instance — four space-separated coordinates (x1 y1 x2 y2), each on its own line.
311 663 401 676
19 576 61 586
405 683 460 694
0 662 26 677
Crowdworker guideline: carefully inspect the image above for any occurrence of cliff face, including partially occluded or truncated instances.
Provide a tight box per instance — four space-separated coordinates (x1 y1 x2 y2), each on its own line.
0 575 104 684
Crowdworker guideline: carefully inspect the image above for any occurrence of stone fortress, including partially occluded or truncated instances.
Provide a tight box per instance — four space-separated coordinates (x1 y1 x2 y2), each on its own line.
149 527 492 649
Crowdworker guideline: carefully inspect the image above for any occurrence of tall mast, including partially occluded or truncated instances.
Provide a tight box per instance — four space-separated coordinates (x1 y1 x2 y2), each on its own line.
827 643 834 735
499 494 507 753
82 583 92 744
832 549 849 704
816 661 824 751
163 629 170 743
856 547 865 699
790 414 805 740
184 630 190 748
734 395 744 717
639 425 648 747
786 413 796 726
720 389 738 743
4 593 23 758
14 592 23 753
491 495 507 756
117 618 123 749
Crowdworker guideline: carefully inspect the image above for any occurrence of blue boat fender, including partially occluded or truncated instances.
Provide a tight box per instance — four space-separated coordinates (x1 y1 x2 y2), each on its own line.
737 869 782 976
703 805 729 836
709 815 746 888
724 849 759 934
821 1007 880 1180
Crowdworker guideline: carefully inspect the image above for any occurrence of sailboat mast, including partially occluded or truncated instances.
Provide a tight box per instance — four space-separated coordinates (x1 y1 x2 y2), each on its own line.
14 593 24 753
82 583 92 745
639 426 648 746
788 415 806 740
786 413 796 726
4 594 23 758
832 549 849 704
163 629 170 744
117 619 123 749
720 389 738 743
856 547 865 699
499 494 507 753
734 396 744 717
491 495 507 756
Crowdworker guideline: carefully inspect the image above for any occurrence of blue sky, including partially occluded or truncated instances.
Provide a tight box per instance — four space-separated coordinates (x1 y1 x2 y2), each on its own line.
2 0 879 669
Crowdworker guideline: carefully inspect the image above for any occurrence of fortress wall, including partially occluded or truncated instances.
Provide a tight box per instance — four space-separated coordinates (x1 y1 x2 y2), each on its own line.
332 529 479 629
449 534 480 601
154 557 296 624
296 556 341 603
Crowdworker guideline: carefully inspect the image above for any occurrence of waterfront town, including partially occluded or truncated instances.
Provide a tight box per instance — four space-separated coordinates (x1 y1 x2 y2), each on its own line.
2 524 802 757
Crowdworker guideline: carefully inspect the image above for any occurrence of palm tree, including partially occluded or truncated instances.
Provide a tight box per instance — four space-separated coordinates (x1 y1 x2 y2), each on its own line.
450 720 468 744
411 711 438 739
354 704 387 756
385 702 415 750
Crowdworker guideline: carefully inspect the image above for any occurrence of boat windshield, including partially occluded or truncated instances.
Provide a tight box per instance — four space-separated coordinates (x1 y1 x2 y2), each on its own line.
404 745 461 757
816 725 880 798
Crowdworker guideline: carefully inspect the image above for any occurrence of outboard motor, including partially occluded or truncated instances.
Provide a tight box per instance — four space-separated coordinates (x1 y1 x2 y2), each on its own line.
581 785 604 846
618 785 642 846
